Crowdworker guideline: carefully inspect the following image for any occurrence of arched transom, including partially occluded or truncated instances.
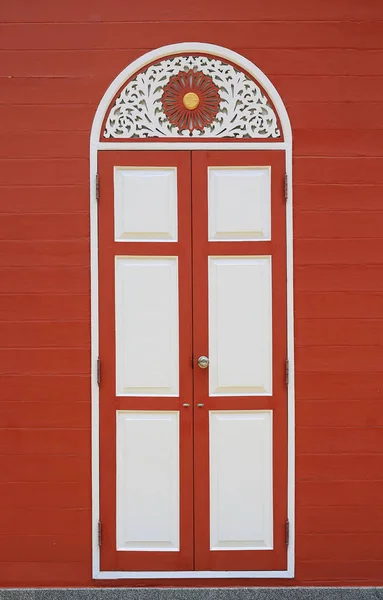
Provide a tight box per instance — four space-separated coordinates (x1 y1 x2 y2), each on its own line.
103 54 281 139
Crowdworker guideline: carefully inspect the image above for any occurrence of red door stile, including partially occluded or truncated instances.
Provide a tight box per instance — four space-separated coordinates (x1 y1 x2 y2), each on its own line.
192 150 288 571
98 151 194 571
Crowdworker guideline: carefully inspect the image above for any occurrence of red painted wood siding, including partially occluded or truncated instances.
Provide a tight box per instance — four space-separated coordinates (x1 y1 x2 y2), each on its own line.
1 0 383 587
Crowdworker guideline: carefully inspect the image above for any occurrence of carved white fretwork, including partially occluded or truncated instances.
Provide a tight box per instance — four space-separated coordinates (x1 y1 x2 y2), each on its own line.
104 55 280 139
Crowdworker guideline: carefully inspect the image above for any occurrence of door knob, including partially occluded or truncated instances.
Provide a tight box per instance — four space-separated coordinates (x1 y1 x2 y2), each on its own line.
197 355 209 369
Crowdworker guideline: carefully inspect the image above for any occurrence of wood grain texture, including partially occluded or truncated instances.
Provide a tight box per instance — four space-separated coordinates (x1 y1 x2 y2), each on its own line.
0 0 382 587
0 0 382 21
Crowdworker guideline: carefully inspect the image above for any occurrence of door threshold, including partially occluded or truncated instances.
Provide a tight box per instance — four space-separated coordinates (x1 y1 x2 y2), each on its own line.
94 569 293 579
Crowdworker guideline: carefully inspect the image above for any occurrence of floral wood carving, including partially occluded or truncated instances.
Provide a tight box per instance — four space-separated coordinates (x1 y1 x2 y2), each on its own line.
104 55 280 139
162 69 221 133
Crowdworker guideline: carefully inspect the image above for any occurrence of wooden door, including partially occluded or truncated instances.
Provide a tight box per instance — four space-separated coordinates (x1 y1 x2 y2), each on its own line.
98 149 287 573
98 151 194 571
192 151 287 571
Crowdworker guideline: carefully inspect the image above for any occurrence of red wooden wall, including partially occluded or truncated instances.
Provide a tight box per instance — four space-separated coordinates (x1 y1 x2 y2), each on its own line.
1 0 383 587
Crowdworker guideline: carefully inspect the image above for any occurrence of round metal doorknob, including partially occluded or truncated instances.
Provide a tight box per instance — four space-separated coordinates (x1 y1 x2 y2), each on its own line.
197 355 209 369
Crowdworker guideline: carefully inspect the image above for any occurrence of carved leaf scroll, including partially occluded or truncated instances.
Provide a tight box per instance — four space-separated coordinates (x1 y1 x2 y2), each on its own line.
104 55 280 139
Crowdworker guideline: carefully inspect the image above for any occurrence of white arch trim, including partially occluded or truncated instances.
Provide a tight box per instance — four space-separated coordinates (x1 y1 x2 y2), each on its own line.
90 43 294 581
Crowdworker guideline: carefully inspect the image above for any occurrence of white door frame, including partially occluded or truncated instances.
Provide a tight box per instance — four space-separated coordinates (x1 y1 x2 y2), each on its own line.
90 43 294 580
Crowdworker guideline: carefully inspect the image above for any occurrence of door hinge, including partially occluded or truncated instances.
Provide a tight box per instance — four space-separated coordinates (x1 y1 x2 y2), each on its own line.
285 519 290 546
284 173 288 202
97 357 101 386
285 359 289 386
96 172 100 202
98 520 102 547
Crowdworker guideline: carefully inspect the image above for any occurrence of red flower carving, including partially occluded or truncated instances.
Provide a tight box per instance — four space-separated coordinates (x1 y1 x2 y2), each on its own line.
162 69 221 133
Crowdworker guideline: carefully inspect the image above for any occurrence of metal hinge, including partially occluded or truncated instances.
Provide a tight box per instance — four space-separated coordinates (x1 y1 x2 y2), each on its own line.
97 357 101 386
285 519 290 546
98 520 102 547
284 173 288 202
285 359 289 386
96 172 100 202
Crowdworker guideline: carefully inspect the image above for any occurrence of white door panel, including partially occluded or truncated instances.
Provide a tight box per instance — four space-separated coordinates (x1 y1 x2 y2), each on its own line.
208 256 272 396
114 167 178 241
209 411 273 550
116 411 180 551
115 256 179 396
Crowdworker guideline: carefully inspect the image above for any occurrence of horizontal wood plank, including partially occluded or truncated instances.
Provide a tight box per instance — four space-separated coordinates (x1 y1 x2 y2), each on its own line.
1 22 383 50
0 430 89 456
295 265 383 291
0 105 93 132
0 481 90 508
298 559 383 582
0 562 90 586
295 373 383 400
297 505 383 533
0 267 89 293
294 157 383 184
0 218 89 241
295 318 383 345
0 294 89 321
296 534 383 561
0 185 88 214
1 0 383 22
0 348 90 374
0 508 90 535
294 240 383 265
0 321 90 347
0 454 90 481
0 159 88 185
294 184 383 211
296 345 383 373
294 292 383 318
296 426 383 454
0 241 89 267
296 454 383 480
0 535 89 562
296 481 383 506
0 131 89 158
0 375 90 402
294 130 383 156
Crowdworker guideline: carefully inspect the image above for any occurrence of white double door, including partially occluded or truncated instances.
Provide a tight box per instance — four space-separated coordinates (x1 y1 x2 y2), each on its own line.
98 149 288 572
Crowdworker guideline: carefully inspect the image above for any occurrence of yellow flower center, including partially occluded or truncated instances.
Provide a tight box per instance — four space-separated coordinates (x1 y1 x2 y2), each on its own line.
183 92 200 110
